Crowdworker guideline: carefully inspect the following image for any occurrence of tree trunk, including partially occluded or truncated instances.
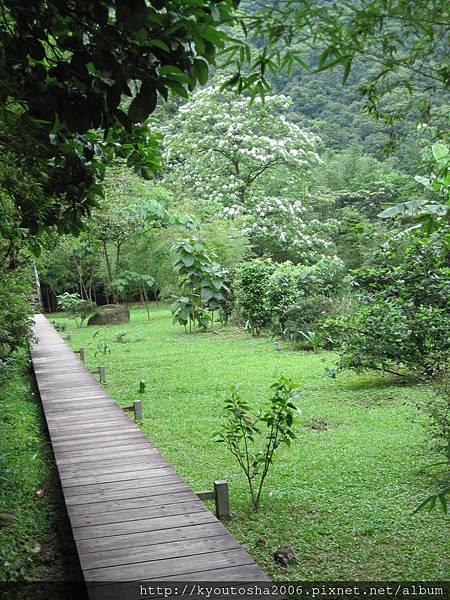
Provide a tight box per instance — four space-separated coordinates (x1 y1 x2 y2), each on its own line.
102 240 117 303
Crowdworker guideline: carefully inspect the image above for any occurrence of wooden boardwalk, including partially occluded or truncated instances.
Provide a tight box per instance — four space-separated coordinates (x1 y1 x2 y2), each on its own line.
31 314 267 598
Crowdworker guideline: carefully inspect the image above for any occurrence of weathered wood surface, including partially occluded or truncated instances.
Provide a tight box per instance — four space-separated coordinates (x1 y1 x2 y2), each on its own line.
31 314 267 597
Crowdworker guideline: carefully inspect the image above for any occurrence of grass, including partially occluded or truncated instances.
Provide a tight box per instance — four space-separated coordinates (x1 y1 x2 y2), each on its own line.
52 305 449 580
0 351 82 590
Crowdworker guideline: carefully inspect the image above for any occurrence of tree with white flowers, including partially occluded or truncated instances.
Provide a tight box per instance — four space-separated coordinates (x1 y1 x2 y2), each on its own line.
159 86 337 263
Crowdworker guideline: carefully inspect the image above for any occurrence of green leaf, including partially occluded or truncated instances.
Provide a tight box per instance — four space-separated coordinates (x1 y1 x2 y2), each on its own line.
342 57 352 84
147 39 170 53
432 142 449 165
377 199 431 218
194 58 209 85
128 84 157 123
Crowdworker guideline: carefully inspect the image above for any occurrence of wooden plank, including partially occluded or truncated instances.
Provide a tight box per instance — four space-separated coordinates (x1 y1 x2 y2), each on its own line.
63 475 182 499
84 548 255 582
55 446 159 464
79 534 238 571
70 500 207 529
68 490 195 515
73 511 216 541
50 428 140 444
61 466 175 487
77 520 226 555
43 400 115 412
65 482 190 506
52 434 149 452
57 457 169 479
52 427 147 453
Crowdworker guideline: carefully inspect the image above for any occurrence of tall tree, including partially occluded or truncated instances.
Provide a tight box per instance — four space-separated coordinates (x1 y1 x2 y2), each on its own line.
160 85 336 262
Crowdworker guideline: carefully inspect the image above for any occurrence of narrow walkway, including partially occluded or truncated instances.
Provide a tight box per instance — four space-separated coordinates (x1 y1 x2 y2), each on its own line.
31 315 267 598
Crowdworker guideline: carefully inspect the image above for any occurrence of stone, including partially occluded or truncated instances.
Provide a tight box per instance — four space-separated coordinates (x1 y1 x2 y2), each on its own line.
87 304 130 326
273 544 297 566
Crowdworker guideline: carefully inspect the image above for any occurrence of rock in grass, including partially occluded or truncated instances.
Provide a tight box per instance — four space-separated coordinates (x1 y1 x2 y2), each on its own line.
273 544 297 566
87 304 130 326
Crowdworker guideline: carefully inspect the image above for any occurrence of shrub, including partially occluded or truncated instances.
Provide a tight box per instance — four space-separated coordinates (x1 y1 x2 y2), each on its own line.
57 292 96 328
327 300 450 378
265 262 300 333
326 233 450 379
284 295 335 342
296 256 346 296
170 238 229 332
0 267 33 368
235 259 275 334
215 376 300 510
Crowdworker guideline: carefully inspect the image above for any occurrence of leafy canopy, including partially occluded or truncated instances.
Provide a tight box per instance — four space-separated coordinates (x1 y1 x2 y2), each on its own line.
0 0 237 253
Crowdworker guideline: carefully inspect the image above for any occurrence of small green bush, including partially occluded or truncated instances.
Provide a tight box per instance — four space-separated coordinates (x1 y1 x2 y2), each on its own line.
265 262 300 333
235 259 275 334
56 292 96 328
215 376 300 510
284 295 336 342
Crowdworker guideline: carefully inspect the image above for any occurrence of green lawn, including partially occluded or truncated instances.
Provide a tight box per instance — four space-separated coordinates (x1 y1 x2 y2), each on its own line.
53 305 449 580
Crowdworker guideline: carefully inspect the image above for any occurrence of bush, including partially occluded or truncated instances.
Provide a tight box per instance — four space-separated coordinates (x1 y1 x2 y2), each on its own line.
235 259 275 334
328 288 449 377
57 292 96 328
296 256 346 296
0 267 33 368
265 262 300 333
284 295 336 342
325 234 450 379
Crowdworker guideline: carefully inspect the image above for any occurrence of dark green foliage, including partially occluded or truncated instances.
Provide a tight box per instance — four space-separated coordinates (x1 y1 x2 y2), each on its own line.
215 376 300 510
352 236 450 308
0 266 33 366
235 259 275 334
284 296 335 343
236 258 344 338
171 238 228 332
265 262 299 333
0 0 236 252
57 292 96 328
329 301 449 377
232 1 449 144
295 257 346 297
326 234 450 378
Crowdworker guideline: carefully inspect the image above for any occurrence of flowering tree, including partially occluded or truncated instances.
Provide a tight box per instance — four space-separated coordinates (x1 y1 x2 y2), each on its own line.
160 86 336 262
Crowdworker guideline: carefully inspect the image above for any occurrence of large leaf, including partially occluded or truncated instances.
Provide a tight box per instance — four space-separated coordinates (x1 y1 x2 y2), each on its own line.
128 84 158 123
378 199 431 218
432 142 449 165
